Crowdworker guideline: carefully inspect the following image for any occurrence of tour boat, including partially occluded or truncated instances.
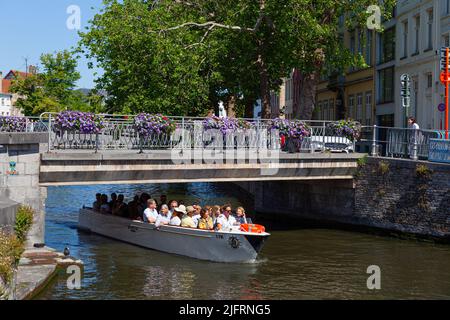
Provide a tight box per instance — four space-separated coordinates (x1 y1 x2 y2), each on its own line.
78 208 270 263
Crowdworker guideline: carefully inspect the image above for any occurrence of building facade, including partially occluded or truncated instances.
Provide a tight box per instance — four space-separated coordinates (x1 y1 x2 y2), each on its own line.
395 0 450 130
0 70 28 117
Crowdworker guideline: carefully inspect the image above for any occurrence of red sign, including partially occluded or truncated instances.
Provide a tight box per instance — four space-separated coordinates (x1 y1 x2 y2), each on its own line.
440 72 450 84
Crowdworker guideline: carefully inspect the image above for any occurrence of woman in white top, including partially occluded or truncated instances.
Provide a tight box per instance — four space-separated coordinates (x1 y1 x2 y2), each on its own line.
169 211 182 226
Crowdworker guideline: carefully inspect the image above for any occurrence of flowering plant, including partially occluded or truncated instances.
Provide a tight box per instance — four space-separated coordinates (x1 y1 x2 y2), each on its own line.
134 113 176 137
54 111 104 134
203 116 254 135
0 116 27 132
327 119 361 141
270 118 311 141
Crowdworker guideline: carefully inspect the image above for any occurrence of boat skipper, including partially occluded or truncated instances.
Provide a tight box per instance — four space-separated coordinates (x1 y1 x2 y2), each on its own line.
215 205 237 231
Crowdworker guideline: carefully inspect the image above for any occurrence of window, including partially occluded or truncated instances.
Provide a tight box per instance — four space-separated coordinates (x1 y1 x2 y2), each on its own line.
414 16 420 54
366 30 373 66
380 27 396 63
365 91 372 124
323 100 329 120
402 20 408 57
356 93 363 122
378 67 395 103
444 34 450 47
348 95 355 119
329 99 335 120
427 9 433 50
427 73 433 88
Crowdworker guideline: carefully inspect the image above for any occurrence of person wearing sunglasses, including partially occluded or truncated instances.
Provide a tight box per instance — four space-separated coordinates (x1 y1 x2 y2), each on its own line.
215 205 237 231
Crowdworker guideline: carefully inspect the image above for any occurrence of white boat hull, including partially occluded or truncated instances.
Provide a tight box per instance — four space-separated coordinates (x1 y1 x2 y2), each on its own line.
78 209 270 263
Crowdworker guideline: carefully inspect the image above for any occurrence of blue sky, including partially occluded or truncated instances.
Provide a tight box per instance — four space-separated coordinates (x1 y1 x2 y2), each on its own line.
0 0 104 88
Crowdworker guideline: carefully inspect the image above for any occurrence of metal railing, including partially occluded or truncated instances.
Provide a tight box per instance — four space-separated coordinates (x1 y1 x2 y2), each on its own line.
357 125 444 161
0 116 48 133
39 112 352 152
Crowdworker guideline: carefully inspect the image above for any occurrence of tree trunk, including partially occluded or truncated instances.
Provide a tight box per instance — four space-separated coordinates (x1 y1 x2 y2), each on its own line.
297 71 318 120
257 53 271 119
227 95 236 118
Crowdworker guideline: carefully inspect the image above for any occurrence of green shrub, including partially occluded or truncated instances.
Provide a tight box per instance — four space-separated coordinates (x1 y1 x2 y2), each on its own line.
0 230 23 284
14 206 34 243
357 155 368 167
378 160 390 175
416 164 433 179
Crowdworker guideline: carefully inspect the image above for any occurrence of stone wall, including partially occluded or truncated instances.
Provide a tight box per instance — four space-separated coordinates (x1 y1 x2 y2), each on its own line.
0 196 19 232
236 157 450 240
0 133 47 246
354 157 450 239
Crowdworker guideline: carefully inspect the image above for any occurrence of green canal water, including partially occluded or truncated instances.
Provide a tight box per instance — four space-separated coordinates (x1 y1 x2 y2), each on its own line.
36 183 450 300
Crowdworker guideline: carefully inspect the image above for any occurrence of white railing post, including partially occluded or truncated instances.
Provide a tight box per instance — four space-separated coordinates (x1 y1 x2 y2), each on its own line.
371 124 377 156
411 128 419 161
322 121 326 152
47 114 52 152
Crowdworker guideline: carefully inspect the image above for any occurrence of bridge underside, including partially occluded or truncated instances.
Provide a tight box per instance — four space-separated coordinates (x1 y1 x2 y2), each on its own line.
39 151 363 186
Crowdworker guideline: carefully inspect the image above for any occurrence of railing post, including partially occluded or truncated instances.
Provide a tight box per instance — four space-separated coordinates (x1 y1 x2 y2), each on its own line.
47 114 52 152
95 132 99 153
371 124 377 156
322 121 326 152
411 128 419 161
181 117 185 151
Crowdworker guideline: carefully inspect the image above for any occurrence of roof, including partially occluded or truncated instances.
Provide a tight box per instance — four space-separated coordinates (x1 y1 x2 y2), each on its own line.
1 70 31 94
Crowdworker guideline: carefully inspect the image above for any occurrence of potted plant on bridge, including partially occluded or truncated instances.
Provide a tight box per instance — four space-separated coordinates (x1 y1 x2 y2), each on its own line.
327 119 362 142
270 119 311 153
133 113 176 150
0 116 27 133
53 111 104 149
202 116 254 149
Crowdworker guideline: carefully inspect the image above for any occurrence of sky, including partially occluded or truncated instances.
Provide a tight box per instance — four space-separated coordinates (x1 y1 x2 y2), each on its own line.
0 0 104 89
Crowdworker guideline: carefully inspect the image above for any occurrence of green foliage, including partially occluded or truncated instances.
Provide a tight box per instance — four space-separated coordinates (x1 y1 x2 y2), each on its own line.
78 0 396 117
378 160 390 175
357 155 368 167
10 50 92 116
14 206 34 243
416 164 433 180
0 231 24 285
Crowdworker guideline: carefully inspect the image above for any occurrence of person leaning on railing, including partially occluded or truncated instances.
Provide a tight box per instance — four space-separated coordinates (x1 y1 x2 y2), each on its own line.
407 117 420 159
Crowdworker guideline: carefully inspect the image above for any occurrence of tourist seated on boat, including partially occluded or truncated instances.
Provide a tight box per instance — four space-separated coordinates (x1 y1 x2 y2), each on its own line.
143 199 158 223
138 193 151 216
192 205 202 228
112 194 128 217
158 195 167 210
235 207 248 224
155 204 170 228
168 200 178 217
169 209 183 226
211 205 221 226
181 206 196 228
215 205 237 231
198 208 214 230
93 193 102 212
109 193 118 208
127 195 140 219
100 194 111 214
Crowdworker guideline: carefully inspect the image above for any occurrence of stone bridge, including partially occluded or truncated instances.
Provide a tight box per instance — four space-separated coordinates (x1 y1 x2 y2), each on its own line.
0 132 364 247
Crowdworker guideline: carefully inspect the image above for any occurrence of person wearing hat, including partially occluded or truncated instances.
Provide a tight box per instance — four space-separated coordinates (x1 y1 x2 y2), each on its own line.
170 205 186 226
181 205 196 228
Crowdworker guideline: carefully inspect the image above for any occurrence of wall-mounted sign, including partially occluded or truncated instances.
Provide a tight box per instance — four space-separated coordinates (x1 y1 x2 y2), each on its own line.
429 139 450 163
438 103 446 112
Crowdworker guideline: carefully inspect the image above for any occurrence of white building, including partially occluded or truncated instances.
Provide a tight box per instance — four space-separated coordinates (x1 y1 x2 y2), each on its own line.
395 0 450 129
0 93 13 116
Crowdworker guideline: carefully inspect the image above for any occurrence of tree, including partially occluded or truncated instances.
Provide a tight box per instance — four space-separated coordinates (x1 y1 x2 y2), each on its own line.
80 0 395 118
10 50 89 116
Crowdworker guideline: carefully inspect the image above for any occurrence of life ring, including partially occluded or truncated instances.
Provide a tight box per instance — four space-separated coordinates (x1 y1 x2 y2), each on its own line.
240 224 265 234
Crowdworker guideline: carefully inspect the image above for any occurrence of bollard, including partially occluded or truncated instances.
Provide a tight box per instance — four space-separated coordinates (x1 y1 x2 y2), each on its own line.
371 124 377 156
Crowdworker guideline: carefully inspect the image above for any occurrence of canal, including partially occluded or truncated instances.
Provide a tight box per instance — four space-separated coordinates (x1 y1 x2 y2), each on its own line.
36 183 450 300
